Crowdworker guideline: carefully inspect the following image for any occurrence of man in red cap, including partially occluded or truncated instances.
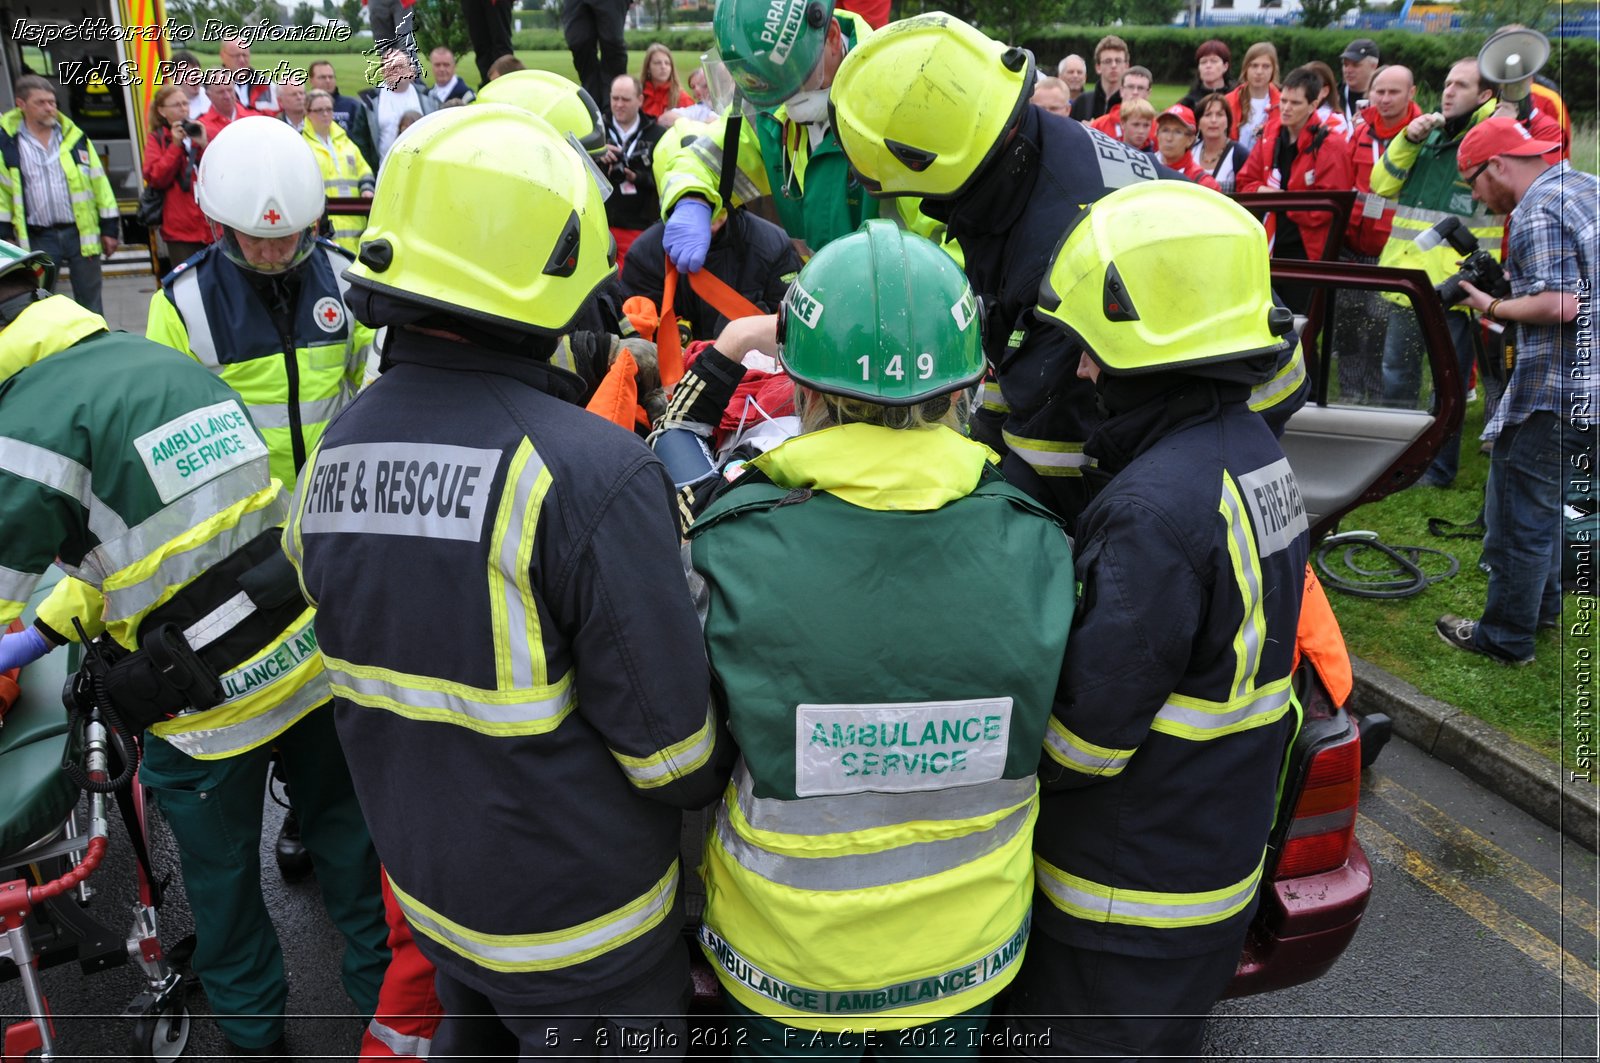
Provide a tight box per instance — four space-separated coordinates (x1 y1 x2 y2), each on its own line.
1436 116 1596 665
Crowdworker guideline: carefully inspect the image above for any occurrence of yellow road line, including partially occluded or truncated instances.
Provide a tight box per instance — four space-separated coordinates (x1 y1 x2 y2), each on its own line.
1357 815 1600 1005
1365 773 1600 932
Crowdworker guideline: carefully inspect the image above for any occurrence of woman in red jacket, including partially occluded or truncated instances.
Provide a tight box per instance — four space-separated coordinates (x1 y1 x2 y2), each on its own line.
143 86 212 266
1226 41 1280 155
639 43 692 123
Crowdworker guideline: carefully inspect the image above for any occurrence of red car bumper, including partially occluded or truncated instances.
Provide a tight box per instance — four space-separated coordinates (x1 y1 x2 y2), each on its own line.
1224 839 1373 998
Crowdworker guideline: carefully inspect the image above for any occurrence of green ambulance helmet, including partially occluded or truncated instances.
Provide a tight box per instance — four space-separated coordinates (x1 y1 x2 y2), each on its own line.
779 219 984 406
0 240 56 292
713 0 836 108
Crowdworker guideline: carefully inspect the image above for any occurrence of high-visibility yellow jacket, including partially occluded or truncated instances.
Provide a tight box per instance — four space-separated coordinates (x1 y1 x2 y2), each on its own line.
0 111 119 257
146 240 373 489
304 122 374 253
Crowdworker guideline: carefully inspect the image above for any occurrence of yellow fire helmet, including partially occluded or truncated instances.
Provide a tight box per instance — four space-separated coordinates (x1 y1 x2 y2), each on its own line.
473 69 607 159
1036 182 1295 375
347 105 615 336
829 12 1033 199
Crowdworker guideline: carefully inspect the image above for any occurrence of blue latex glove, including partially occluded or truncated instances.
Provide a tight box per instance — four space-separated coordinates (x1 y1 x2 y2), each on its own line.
0 626 51 672
663 198 713 273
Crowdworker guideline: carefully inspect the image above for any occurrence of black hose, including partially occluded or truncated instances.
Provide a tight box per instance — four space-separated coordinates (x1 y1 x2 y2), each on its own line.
1315 531 1462 599
59 619 139 794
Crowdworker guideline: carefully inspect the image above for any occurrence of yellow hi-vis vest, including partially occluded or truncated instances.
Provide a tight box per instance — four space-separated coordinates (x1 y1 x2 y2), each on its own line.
303 122 373 253
0 111 119 258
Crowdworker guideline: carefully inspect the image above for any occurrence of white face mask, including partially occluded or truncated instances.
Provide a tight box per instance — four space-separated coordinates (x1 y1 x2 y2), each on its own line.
784 88 830 125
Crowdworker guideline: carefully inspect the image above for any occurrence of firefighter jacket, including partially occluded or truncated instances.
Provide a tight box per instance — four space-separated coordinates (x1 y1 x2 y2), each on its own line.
1370 100 1505 301
0 111 119 257
0 295 326 758
303 121 375 253
930 107 1167 529
1034 379 1309 959
147 240 374 489
654 12 939 255
284 329 730 1005
686 424 1075 1031
1345 101 1422 258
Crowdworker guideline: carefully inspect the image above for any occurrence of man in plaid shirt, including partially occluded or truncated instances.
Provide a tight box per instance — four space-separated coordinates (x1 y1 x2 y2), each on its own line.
1436 117 1598 665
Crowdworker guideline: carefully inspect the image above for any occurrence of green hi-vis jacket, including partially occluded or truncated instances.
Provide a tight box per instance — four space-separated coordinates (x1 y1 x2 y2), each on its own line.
688 424 1075 1031
0 295 326 759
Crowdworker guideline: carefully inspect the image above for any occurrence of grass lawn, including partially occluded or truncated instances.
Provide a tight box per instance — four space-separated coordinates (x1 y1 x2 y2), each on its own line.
1315 395 1574 768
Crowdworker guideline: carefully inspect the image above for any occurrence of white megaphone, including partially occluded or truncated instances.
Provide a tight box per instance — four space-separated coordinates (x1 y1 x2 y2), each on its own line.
1478 27 1549 103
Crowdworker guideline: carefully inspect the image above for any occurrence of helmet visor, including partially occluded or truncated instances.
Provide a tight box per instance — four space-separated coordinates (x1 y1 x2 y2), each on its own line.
701 45 812 112
568 131 614 202
216 225 318 275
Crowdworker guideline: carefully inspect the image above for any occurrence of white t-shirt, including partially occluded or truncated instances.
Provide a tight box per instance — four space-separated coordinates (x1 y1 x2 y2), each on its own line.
187 91 211 120
1239 94 1271 152
376 84 422 158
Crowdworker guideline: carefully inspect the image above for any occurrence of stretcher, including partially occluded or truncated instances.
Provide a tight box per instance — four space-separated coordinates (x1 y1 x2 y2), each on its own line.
0 571 189 1062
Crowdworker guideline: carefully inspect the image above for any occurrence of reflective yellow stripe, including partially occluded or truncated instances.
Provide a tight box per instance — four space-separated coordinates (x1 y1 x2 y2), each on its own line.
1042 716 1136 777
1220 476 1265 700
489 441 550 689
999 430 1093 478
1035 853 1263 928
388 860 680 973
100 500 281 627
324 655 576 737
976 380 1008 414
611 705 718 788
1150 675 1295 741
1248 349 1307 413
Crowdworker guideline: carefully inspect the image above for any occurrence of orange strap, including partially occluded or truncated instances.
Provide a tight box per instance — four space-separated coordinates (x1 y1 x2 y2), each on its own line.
657 255 765 392
585 349 648 430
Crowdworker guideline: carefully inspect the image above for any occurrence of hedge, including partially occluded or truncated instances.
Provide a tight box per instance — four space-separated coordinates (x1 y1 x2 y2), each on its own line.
1021 25 1596 121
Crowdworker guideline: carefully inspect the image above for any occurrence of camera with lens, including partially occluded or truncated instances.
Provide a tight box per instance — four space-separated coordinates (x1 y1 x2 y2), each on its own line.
182 120 204 138
1415 215 1508 306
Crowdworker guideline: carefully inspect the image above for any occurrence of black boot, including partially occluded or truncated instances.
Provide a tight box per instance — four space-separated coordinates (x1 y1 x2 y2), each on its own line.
274 811 314 881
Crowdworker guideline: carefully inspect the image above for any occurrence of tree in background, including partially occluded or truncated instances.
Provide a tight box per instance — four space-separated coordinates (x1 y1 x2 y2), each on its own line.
410 0 474 54
293 2 317 26
1298 0 1363 30
1460 0 1554 30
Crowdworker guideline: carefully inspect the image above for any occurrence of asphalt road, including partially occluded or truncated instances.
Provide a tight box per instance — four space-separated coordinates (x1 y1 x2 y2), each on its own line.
4 734 1597 1062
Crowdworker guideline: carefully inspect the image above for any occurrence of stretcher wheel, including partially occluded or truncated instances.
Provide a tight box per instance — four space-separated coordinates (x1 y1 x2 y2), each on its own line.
130 981 190 1062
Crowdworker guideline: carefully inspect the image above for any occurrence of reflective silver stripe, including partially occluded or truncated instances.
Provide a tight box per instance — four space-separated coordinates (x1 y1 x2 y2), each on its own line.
168 271 219 365
69 189 95 203
248 394 346 431
614 706 717 787
1219 481 1263 698
366 1019 431 1059
1000 431 1093 476
159 668 329 757
0 563 40 605
1035 855 1263 927
715 801 1032 892
1152 682 1293 737
77 462 278 584
1248 350 1307 412
681 135 761 205
498 446 546 689
731 758 1036 836
700 910 1029 1015
0 436 128 543
1388 201 1503 230
390 860 679 972
327 662 574 728
183 590 257 652
1041 719 1134 777
101 519 266 624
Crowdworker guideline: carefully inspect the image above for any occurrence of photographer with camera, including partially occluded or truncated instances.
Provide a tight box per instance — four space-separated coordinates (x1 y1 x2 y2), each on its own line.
143 85 211 265
602 73 662 268
1435 117 1597 665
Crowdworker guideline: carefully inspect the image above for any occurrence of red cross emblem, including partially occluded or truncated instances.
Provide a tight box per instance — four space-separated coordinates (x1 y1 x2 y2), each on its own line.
263 209 281 224
321 305 340 325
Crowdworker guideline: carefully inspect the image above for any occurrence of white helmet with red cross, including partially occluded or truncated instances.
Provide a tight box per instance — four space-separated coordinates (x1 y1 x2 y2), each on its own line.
196 116 325 270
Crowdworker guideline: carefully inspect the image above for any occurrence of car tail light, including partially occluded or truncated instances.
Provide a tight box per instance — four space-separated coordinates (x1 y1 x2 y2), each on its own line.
1276 730 1361 878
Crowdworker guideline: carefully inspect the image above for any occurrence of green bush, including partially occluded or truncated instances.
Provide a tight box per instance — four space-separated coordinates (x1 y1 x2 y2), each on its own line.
1020 25 1596 120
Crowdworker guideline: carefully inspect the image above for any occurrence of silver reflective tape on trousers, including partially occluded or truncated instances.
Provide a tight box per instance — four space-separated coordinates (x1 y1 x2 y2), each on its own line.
365 1019 431 1059
0 436 129 543
715 802 1032 892
731 759 1036 836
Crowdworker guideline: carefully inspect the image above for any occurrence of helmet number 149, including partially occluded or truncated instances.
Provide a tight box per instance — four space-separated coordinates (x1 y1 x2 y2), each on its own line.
858 353 936 381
